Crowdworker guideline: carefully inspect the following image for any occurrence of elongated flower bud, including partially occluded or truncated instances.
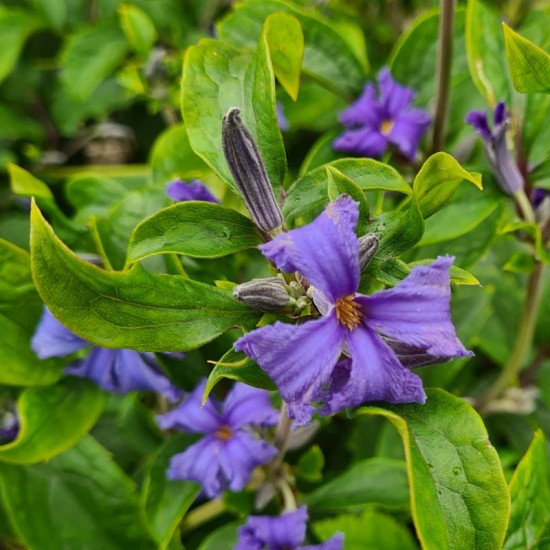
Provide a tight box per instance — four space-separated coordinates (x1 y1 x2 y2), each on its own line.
232 277 291 312
358 233 379 270
222 108 283 233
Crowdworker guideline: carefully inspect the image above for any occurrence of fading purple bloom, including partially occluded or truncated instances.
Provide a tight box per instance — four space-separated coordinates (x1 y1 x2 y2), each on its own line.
235 196 471 425
466 102 524 195
32 308 181 401
235 506 343 550
334 68 431 161
166 178 219 203
0 408 19 444
157 380 278 498
532 187 550 209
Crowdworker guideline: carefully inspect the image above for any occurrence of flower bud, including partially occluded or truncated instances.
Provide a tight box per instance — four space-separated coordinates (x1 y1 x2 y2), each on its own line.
358 233 379 270
232 277 291 312
222 108 283 233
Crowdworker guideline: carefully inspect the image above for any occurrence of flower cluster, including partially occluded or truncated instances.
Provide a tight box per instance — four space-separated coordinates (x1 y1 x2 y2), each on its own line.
157 380 279 498
334 68 431 161
32 308 181 401
235 196 471 425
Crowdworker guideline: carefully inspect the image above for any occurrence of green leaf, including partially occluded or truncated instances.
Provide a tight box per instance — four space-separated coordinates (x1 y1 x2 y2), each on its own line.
296 445 324 482
204 349 276 402
500 220 550 265
61 22 128 101
357 388 510 550
0 239 65 386
466 0 513 105
30 202 260 352
504 430 550 549
0 378 105 464
413 152 483 218
303 457 409 513
263 12 303 100
8 162 52 201
284 158 411 223
0 436 156 549
149 124 213 186
326 166 369 234
181 37 285 191
119 4 157 57
217 0 367 97
503 24 550 94
31 0 67 30
142 436 200 548
126 202 262 265
198 523 239 550
313 507 419 550
0 7 41 85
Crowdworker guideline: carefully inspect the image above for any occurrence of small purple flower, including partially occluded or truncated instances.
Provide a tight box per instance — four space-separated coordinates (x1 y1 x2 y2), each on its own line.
157 380 279 498
32 308 181 401
0 408 19 444
334 68 431 161
235 506 343 550
166 178 219 203
532 187 550 209
235 196 472 425
466 102 524 195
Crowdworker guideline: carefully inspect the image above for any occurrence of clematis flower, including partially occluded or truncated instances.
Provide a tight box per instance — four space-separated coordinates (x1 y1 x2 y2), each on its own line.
466 102 524 195
32 308 181 401
235 506 343 550
235 196 472 425
166 178 219 203
157 380 278 498
334 68 431 161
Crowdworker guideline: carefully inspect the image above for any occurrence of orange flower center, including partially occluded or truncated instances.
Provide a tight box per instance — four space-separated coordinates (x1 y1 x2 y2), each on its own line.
215 424 233 441
379 119 395 136
335 295 363 330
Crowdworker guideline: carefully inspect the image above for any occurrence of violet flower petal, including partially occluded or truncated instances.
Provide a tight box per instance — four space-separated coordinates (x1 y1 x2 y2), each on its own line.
235 315 346 426
157 380 220 434
259 195 360 301
222 383 279 429
389 109 431 160
358 256 472 359
339 83 382 127
32 308 88 359
166 179 219 203
333 126 389 158
378 67 415 117
219 431 277 492
465 111 492 140
302 535 345 550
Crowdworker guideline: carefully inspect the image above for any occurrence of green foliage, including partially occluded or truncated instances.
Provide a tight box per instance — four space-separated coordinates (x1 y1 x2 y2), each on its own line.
119 4 157 57
358 389 510 550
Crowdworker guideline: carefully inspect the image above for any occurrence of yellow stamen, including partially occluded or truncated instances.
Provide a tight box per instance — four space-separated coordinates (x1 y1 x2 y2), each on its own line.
215 424 233 441
335 295 363 330
380 119 394 136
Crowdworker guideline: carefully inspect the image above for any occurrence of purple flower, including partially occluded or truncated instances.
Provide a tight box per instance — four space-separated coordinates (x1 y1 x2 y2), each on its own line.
235 506 343 550
276 102 289 132
235 196 472 425
32 308 181 401
166 178 219 203
334 68 431 161
157 380 279 498
0 408 19 444
466 102 524 195
532 187 550 209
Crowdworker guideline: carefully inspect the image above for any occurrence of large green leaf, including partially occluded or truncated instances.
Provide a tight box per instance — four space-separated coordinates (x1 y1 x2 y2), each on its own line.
217 0 367 97
503 24 550 94
181 36 285 191
0 378 105 464
283 158 411 223
504 430 550 549
118 4 157 57
302 458 409 513
466 0 513 105
142 436 200 549
357 388 510 550
0 239 64 386
60 22 128 101
413 152 482 218
126 202 262 265
0 7 41 85
30 202 260 352
313 507 419 550
0 436 156 549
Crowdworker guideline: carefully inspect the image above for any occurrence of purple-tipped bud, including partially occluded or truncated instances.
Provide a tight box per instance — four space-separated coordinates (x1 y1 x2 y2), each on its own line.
0 407 19 444
222 108 283 233
358 233 379 271
232 277 291 312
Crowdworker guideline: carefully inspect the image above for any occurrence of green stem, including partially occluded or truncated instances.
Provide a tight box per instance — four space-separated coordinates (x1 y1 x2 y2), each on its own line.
271 403 292 471
514 188 536 224
431 0 455 153
478 262 545 409
179 499 225 536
